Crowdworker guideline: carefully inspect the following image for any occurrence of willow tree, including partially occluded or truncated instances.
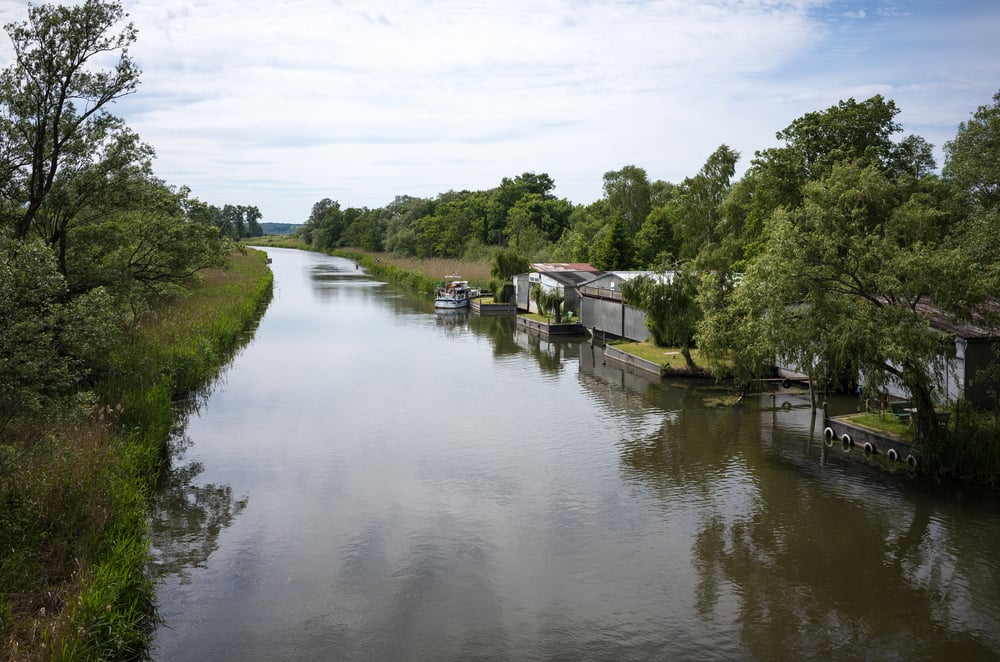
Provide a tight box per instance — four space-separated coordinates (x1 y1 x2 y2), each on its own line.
0 0 140 240
621 268 701 370
699 161 996 442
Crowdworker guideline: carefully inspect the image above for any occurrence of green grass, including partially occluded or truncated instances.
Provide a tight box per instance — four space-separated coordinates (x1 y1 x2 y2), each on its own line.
840 412 914 439
612 341 707 373
518 311 577 323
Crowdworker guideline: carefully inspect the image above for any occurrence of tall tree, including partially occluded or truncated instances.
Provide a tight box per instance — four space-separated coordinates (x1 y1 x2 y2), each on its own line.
675 144 740 262
0 0 140 239
944 89 1000 212
592 213 633 270
603 165 651 233
32 123 154 277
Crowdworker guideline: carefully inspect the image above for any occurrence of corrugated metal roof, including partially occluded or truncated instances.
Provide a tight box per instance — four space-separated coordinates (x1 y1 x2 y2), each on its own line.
531 263 598 273
918 300 1000 340
542 270 609 287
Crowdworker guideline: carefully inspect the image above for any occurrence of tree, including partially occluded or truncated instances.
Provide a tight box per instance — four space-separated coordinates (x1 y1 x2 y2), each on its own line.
31 123 154 278
699 160 996 441
675 144 740 262
491 248 529 281
621 269 701 370
944 89 1000 211
67 177 228 298
0 0 140 239
592 213 632 270
603 165 651 233
486 172 556 245
0 235 122 435
728 96 908 252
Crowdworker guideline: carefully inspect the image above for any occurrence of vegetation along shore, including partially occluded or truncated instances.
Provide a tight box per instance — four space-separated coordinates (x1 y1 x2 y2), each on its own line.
3 0 1000 658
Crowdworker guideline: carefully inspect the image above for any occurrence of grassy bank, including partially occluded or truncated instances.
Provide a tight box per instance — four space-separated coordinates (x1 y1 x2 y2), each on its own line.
611 341 712 376
1 249 273 661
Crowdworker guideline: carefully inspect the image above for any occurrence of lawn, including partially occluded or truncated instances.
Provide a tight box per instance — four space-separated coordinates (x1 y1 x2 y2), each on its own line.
613 341 706 372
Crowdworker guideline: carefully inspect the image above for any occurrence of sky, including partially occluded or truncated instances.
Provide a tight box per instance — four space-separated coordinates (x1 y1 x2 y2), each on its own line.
2 0 999 223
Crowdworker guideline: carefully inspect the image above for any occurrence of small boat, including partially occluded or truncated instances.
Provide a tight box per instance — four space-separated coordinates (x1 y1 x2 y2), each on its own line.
434 280 479 309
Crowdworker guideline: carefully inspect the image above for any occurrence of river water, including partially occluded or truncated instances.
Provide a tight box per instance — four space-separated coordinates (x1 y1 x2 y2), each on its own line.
150 247 1000 661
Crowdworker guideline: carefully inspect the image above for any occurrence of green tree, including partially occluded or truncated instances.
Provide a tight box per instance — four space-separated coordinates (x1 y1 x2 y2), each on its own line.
727 96 910 264
550 202 607 263
0 0 140 239
699 161 995 441
944 90 1000 211
675 144 740 263
491 248 529 280
487 172 556 245
621 269 701 369
592 213 632 270
67 177 227 298
32 124 154 278
0 236 122 435
603 165 651 233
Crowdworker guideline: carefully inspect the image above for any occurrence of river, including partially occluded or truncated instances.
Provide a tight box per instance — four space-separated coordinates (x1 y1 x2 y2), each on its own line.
150 247 1000 661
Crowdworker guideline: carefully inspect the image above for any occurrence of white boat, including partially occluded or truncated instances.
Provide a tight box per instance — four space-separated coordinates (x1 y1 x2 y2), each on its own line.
434 280 478 309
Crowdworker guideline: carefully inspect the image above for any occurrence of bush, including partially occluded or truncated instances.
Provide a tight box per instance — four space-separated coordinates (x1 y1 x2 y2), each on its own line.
917 399 1000 486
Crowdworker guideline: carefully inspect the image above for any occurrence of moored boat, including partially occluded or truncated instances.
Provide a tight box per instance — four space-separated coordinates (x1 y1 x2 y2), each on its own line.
434 280 478 309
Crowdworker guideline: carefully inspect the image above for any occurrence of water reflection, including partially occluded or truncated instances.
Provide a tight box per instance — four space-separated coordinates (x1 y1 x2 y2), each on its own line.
150 434 248 583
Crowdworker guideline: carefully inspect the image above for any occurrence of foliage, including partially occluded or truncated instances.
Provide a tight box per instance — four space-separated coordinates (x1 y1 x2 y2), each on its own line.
0 0 140 240
0 237 125 438
944 90 1000 211
620 269 701 369
674 144 740 266
592 213 633 270
603 165 651 232
700 160 996 440
491 248 529 281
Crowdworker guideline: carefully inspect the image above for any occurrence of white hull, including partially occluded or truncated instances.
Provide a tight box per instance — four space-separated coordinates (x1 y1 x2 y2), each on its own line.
435 296 470 309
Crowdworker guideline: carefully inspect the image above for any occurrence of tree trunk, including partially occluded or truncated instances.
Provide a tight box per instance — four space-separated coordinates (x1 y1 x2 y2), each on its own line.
905 366 939 443
681 345 696 371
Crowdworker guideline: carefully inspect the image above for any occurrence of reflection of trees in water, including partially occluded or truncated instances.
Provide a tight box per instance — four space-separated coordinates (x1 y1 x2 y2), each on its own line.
513 329 583 374
150 434 248 583
615 390 1000 658
468 315 520 357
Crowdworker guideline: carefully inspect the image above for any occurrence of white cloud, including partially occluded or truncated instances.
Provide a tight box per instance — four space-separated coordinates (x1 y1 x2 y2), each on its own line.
1 0 997 221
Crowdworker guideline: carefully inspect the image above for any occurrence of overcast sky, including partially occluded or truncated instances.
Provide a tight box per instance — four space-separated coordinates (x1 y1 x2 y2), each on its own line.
3 0 999 222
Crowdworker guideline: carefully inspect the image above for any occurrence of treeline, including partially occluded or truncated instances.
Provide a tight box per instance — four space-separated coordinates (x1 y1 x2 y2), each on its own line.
303 91 1000 482
0 1 272 658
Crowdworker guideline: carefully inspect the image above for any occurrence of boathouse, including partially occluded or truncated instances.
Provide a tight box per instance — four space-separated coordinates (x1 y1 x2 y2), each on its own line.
869 302 1000 409
578 271 678 343
514 263 605 316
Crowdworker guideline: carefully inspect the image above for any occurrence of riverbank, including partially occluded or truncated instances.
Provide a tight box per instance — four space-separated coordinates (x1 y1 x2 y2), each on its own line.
248 237 491 290
1 249 273 661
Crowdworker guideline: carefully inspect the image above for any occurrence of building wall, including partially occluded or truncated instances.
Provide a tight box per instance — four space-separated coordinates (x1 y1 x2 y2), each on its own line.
580 296 649 342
